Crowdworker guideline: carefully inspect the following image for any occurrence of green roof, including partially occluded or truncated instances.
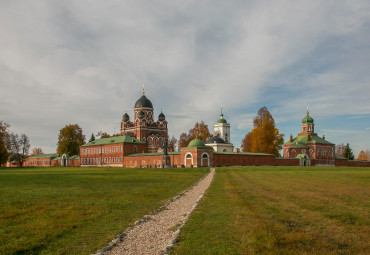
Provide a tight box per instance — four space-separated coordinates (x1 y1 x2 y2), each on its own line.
302 114 314 124
126 152 181 157
28 153 59 159
217 118 227 123
284 134 333 145
188 138 206 147
81 135 145 147
289 143 309 149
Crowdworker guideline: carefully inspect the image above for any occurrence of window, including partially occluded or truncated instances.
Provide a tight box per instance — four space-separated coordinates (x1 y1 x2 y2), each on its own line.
109 157 112 163
99 148 101 153
112 146 115 152
109 147 111 153
120 157 122 162
120 146 122 152
154 138 158 145
186 154 192 158
116 157 118 163
134 146 137 153
116 146 118 152
113 157 115 163
148 139 152 145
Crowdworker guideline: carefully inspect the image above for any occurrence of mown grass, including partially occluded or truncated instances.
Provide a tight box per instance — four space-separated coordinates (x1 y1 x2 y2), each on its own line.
171 166 370 255
0 167 207 255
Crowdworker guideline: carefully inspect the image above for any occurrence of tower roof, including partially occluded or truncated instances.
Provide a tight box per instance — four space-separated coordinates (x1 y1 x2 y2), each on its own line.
217 105 227 123
134 86 153 108
302 107 314 124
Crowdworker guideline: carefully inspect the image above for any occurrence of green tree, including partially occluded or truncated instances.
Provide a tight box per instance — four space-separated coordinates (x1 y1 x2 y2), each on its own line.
89 133 96 142
241 106 284 156
57 124 85 156
9 133 31 167
0 121 10 167
343 143 355 160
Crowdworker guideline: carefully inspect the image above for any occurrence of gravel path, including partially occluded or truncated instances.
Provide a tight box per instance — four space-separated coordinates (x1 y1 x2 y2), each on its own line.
105 168 215 255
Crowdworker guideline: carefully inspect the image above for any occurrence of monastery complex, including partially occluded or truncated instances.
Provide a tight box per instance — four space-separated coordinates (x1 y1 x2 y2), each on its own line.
12 90 370 168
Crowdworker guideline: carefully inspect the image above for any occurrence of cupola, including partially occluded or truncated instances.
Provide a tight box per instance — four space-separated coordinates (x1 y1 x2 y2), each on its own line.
122 112 130 122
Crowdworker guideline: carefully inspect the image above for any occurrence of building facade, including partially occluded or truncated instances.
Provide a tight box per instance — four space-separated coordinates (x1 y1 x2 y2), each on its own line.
205 108 234 152
120 88 168 153
283 110 336 166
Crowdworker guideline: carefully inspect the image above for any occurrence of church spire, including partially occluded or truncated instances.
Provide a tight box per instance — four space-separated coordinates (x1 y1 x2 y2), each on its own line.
142 84 145 96
220 105 224 118
306 105 309 115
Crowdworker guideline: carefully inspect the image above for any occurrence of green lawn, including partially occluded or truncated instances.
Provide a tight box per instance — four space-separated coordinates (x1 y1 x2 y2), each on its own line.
0 167 207 255
171 166 370 255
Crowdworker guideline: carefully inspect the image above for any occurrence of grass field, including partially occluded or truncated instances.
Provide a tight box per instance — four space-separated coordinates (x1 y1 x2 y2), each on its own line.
0 167 207 255
171 166 370 255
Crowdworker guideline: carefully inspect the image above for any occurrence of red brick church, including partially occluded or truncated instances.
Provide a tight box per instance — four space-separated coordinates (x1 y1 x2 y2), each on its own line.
283 109 336 166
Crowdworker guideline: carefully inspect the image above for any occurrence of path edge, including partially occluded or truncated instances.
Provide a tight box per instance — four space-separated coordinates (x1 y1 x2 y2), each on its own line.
162 168 215 255
91 168 212 255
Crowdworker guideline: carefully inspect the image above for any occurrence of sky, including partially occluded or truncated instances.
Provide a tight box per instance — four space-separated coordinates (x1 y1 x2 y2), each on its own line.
1 0 370 156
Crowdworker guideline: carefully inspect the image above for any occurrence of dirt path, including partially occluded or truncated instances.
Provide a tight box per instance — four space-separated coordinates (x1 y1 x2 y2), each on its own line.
104 168 215 255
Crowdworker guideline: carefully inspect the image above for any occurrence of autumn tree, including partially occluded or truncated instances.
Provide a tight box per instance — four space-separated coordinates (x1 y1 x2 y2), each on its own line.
241 106 284 156
335 143 346 157
178 121 211 149
57 124 85 156
8 133 31 167
241 131 253 152
168 135 177 152
342 143 354 160
31 147 44 156
0 121 10 167
356 149 370 161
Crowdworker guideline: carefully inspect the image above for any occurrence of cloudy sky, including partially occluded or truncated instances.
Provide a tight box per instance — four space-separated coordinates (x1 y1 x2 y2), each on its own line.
1 0 369 156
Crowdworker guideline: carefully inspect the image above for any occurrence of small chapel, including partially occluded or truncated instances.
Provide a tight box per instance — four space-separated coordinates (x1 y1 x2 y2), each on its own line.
283 109 336 166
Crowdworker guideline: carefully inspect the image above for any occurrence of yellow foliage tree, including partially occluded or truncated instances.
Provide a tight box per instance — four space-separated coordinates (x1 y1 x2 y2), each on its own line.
241 107 284 156
356 149 370 161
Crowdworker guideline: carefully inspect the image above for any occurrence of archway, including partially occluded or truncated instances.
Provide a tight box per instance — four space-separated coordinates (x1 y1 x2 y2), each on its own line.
185 153 193 167
201 153 209 167
62 154 68 167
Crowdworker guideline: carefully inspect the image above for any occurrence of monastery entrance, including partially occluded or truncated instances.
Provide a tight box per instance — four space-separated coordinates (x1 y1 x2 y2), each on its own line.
185 153 193 167
201 153 209 167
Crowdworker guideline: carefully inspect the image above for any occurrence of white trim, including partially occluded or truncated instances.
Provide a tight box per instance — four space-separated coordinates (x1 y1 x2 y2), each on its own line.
185 152 193 166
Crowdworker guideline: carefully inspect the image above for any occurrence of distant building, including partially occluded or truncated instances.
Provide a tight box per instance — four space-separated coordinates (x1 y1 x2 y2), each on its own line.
205 107 234 152
120 88 168 153
283 109 335 166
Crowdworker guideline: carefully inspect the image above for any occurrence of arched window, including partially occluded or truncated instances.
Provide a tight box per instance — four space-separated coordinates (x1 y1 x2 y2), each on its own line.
202 153 208 158
154 138 158 145
148 138 152 145
143 137 146 142
186 154 192 158
223 149 227 152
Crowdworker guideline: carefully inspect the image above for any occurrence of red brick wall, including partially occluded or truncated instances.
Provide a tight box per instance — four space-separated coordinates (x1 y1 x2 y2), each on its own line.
213 154 276 166
335 158 348 166
123 154 181 168
348 160 370 167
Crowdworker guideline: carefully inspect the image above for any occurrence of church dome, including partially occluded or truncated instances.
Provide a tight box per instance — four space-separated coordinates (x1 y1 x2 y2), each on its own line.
134 95 153 108
188 138 206 147
137 110 145 119
302 114 314 124
217 117 227 124
158 112 165 121
122 112 129 122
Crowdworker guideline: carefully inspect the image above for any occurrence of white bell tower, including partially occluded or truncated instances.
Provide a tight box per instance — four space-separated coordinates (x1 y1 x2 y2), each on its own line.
214 105 231 143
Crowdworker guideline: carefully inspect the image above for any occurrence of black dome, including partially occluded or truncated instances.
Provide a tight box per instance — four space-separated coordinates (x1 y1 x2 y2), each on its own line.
122 112 129 122
159 112 165 118
206 136 226 144
134 95 153 108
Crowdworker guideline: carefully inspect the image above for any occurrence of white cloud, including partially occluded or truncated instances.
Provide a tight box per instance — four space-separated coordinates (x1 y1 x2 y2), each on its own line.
0 0 369 153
